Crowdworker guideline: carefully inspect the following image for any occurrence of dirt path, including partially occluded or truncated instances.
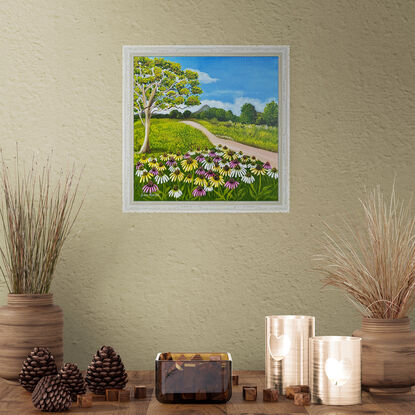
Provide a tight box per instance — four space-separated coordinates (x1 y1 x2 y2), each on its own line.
180 120 278 169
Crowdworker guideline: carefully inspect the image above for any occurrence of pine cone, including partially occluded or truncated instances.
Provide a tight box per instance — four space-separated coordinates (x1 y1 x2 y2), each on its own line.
59 363 86 401
85 345 128 394
32 375 71 412
19 347 58 392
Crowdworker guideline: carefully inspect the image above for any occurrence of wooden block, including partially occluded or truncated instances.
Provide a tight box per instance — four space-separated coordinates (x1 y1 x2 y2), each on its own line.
232 375 239 385
243 385 257 401
134 385 147 399
263 388 279 402
77 394 92 408
286 385 309 399
294 392 311 406
118 389 130 402
92 394 106 401
105 389 120 401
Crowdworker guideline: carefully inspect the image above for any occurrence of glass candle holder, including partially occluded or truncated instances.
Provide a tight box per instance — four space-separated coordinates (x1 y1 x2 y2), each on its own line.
309 336 361 405
265 315 315 394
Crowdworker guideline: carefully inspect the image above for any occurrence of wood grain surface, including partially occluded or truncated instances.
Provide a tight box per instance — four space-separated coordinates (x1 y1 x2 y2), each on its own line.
0 370 413 414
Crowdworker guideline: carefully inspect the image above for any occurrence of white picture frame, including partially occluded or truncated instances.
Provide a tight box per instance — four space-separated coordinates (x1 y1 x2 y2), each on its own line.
123 45 290 213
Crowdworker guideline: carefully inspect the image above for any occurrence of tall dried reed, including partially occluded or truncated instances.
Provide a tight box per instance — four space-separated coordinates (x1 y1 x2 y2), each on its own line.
0 154 82 294
317 186 415 319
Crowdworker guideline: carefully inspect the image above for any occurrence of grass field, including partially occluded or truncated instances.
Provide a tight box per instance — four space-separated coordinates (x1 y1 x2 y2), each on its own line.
134 118 211 158
195 119 278 152
133 118 279 202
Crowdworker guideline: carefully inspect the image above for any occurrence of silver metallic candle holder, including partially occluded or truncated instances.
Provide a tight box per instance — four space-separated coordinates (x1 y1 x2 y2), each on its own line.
309 336 361 405
265 315 315 394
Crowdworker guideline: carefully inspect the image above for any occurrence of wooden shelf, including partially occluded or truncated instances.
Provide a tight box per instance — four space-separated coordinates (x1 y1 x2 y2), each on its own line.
0 370 414 414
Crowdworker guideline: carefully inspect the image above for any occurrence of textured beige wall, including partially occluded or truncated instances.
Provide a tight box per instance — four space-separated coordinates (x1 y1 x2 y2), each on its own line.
0 0 414 370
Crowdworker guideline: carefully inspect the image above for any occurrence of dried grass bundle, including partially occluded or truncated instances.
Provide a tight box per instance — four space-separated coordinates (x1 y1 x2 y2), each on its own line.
0 153 82 294
317 186 415 319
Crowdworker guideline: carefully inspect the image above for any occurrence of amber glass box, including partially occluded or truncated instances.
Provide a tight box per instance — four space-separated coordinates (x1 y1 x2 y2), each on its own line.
155 352 232 403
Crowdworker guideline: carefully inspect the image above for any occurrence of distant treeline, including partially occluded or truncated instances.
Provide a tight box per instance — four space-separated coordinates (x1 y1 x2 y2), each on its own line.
147 101 278 127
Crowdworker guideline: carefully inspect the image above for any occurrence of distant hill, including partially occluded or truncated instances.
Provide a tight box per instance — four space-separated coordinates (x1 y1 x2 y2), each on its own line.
193 104 210 115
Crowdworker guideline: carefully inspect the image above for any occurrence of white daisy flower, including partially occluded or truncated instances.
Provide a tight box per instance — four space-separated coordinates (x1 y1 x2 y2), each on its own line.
203 161 215 170
155 174 170 184
168 186 182 199
169 165 178 172
242 173 255 184
219 160 230 168
135 168 147 177
267 168 279 179
204 186 214 192
230 167 246 178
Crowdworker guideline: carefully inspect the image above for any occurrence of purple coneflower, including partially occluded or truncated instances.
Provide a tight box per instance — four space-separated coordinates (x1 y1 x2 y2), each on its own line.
136 162 143 170
230 159 240 168
184 152 191 159
166 157 176 166
196 154 205 162
209 151 217 157
192 186 206 197
225 178 239 189
142 180 158 193
205 169 215 178
263 162 272 170
213 156 222 163
149 168 159 176
196 167 206 176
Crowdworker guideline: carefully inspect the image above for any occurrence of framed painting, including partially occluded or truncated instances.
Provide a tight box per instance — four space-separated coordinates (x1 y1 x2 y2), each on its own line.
123 45 289 212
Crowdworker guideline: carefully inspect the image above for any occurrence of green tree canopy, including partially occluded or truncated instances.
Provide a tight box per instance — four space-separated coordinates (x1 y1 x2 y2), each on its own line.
263 101 278 126
240 103 257 124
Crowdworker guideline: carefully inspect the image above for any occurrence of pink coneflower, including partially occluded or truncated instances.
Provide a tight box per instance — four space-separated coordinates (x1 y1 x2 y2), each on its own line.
263 162 272 170
136 162 143 170
192 186 206 197
205 169 215 178
209 151 217 157
149 168 159 176
142 180 158 193
213 156 222 163
230 159 240 168
225 178 239 189
184 152 191 159
196 154 205 162
196 167 206 176
166 157 176 166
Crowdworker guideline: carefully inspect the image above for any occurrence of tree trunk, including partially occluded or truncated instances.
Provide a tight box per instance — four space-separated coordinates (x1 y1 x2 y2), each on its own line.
139 110 151 153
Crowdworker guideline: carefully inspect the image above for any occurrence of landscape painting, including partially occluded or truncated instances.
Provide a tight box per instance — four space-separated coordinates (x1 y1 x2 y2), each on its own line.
123 46 289 212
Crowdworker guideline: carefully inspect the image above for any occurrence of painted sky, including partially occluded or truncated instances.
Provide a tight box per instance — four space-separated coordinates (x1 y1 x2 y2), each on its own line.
158 56 279 115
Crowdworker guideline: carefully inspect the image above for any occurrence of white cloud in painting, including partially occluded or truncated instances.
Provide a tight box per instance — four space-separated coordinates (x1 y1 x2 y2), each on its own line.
188 69 218 84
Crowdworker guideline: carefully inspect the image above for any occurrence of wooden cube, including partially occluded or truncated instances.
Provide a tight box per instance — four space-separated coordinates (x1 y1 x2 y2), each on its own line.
105 389 120 401
232 375 239 385
263 388 279 402
286 385 309 399
77 394 92 408
243 385 257 401
118 389 130 402
294 392 311 406
134 385 147 399
92 394 106 401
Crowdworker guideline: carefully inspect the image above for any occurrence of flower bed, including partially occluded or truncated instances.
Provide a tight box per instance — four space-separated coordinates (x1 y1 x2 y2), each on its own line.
133 145 278 202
